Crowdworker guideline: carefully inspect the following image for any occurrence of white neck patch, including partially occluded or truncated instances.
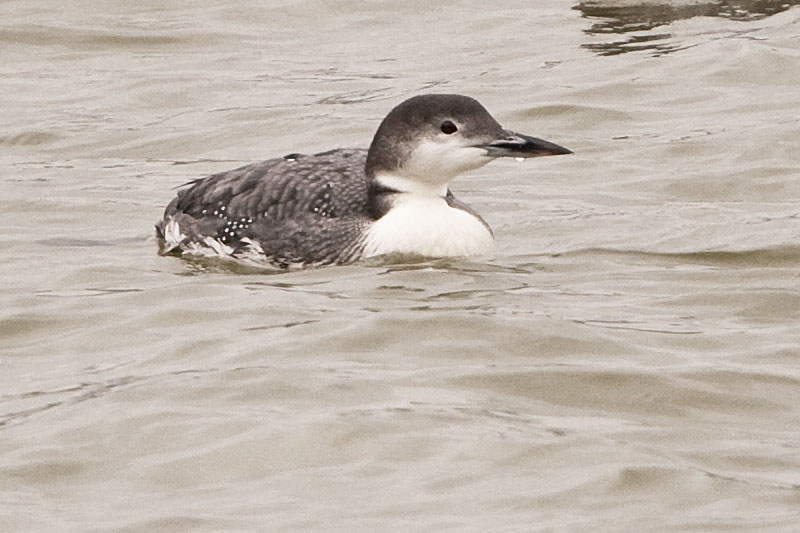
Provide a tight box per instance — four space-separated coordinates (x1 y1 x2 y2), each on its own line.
401 139 491 186
373 173 449 197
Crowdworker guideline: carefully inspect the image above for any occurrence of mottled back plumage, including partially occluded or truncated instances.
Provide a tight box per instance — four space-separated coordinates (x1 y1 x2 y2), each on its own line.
157 149 373 267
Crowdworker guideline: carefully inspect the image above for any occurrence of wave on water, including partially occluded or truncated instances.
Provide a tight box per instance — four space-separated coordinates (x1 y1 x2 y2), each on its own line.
554 244 800 267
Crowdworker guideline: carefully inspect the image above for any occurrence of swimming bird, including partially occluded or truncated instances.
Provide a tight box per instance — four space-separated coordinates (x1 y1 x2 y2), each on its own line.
156 94 571 268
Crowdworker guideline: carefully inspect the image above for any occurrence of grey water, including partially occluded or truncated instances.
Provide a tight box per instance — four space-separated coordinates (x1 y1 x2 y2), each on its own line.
2 1 800 530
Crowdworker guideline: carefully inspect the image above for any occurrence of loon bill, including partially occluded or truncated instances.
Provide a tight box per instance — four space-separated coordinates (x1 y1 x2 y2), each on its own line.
155 94 572 268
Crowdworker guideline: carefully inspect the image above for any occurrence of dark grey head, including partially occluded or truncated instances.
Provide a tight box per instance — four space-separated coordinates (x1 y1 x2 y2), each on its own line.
365 94 571 186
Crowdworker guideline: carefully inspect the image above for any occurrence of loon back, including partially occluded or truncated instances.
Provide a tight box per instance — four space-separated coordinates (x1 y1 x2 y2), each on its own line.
157 149 374 267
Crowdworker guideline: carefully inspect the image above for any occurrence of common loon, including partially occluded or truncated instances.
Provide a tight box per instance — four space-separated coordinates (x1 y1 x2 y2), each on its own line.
156 94 571 268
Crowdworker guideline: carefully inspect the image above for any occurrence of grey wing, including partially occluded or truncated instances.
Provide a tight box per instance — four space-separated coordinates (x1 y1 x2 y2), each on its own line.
157 149 373 266
445 189 493 237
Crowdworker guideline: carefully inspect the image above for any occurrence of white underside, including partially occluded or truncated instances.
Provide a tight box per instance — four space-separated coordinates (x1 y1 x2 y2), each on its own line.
362 193 494 259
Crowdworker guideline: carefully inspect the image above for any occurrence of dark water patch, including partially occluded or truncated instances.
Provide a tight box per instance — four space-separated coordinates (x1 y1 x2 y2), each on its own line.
0 25 201 50
36 288 144 299
573 318 702 334
241 320 320 332
1 132 61 146
0 316 52 341
518 104 634 125
169 158 244 166
374 257 533 275
165 253 285 276
457 366 785 420
555 246 800 268
574 0 800 55
699 468 800 491
316 89 395 105
35 238 115 248
0 376 139 430
254 68 397 84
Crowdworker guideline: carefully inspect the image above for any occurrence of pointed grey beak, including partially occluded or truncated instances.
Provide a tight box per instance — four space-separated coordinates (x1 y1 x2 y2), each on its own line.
479 131 572 158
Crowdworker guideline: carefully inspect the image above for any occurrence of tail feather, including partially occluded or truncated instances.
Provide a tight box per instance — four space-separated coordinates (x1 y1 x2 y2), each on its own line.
155 217 187 255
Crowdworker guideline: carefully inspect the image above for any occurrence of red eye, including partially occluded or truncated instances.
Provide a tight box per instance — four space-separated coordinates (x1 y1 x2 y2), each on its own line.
440 120 457 134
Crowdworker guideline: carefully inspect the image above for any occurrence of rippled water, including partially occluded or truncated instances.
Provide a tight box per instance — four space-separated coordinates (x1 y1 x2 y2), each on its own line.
2 1 800 530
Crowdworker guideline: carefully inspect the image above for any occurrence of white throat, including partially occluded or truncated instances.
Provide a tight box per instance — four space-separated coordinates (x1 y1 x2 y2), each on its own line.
373 173 449 197
363 172 494 259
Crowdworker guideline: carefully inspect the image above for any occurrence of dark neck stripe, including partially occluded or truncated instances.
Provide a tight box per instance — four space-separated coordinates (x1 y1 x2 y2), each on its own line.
367 181 401 220
368 181 401 197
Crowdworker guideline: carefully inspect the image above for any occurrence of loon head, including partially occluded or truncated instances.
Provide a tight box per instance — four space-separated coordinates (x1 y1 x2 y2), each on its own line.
365 94 571 193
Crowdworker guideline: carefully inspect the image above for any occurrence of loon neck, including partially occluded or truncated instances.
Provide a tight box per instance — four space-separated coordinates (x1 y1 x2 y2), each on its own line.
361 176 495 259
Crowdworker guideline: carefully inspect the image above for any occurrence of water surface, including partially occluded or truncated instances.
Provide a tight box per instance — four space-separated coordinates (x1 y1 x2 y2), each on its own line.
2 1 799 530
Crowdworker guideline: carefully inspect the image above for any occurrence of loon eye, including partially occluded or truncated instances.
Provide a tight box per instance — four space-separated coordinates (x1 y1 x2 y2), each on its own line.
440 120 457 135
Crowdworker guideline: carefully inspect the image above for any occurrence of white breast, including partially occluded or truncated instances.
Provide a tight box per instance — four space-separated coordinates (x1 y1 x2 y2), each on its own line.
362 194 495 259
